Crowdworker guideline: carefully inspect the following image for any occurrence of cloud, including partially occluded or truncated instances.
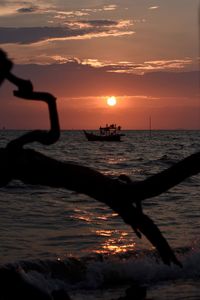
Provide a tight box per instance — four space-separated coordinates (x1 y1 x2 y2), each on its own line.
47 4 118 18
0 27 70 44
0 19 134 44
102 5 118 11
139 59 193 71
63 19 133 30
0 1 44 16
64 19 119 30
79 19 118 27
79 58 193 74
54 10 89 18
16 6 39 13
0 2 117 19
80 4 117 13
149 6 159 10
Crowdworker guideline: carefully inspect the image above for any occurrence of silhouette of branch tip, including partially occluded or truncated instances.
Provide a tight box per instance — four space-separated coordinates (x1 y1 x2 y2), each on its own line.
0 48 60 149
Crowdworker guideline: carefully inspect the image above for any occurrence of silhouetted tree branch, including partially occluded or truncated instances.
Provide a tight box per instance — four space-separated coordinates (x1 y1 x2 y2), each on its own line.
0 50 60 149
129 152 200 201
0 49 199 268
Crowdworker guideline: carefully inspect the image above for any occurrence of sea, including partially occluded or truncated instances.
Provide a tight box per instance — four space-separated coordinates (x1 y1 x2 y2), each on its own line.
0 130 199 300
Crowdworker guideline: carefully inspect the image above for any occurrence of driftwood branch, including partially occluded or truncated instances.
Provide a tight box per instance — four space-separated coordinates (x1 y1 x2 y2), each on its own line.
0 49 199 268
0 50 60 149
1 147 199 267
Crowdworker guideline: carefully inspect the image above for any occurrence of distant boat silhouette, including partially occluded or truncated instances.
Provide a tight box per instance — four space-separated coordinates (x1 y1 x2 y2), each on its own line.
83 124 125 142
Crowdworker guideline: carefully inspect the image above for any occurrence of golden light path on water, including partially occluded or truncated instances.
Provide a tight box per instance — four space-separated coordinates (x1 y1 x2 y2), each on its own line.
70 209 137 255
94 230 136 255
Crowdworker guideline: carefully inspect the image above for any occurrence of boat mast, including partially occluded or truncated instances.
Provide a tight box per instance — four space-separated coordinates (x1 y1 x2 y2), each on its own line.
149 116 152 138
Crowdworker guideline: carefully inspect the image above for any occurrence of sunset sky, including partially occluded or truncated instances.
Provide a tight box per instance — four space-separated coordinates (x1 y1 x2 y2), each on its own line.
0 0 199 129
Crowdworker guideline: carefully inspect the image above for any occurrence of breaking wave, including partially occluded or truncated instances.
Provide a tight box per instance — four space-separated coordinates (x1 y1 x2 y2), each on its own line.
1 246 200 299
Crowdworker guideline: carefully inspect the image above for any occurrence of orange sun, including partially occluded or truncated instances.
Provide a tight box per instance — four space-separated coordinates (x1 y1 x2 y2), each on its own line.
107 96 117 106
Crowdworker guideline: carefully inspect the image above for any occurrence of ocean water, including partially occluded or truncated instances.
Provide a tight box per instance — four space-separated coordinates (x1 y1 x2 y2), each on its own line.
0 130 199 299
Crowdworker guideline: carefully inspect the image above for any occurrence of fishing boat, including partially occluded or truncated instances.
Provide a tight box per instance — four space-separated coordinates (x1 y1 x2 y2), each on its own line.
83 124 124 141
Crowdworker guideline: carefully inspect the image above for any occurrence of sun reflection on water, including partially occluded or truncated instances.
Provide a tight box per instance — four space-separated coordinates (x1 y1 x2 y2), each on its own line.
74 215 92 222
71 209 119 224
94 230 136 255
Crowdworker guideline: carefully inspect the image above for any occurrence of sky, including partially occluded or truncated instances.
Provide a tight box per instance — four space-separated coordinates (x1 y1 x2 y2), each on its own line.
0 0 199 129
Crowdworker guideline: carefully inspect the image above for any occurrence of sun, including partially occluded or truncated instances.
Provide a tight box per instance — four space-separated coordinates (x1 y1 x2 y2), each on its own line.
107 96 117 106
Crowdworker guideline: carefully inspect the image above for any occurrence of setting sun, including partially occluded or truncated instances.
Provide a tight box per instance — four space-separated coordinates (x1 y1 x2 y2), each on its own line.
107 96 117 106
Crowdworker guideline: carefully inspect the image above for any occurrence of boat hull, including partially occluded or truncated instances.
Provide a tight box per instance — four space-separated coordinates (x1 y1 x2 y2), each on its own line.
83 131 121 141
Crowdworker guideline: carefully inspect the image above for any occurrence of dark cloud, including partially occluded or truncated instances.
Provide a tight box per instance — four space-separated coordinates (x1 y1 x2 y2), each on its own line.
0 19 133 44
80 20 117 27
17 6 38 13
0 27 69 44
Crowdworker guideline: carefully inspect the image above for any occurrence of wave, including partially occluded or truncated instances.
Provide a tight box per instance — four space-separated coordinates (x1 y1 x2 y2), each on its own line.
1 246 200 299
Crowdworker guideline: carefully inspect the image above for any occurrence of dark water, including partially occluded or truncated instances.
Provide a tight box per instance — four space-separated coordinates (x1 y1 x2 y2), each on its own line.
0 130 199 299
